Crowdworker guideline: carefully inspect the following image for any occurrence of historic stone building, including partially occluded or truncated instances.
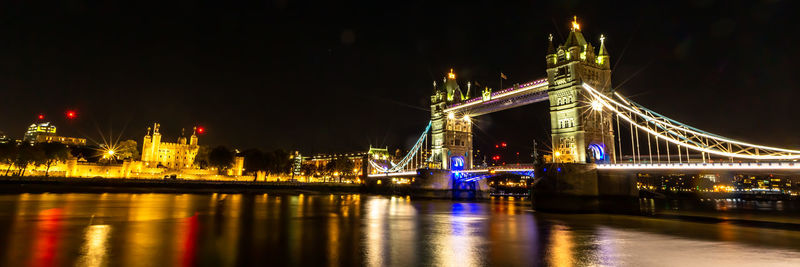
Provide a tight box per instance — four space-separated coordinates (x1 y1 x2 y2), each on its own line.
546 17 615 163
430 69 473 169
141 123 200 169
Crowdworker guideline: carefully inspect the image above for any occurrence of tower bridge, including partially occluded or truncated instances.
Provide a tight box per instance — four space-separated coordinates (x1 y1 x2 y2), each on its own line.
365 17 800 210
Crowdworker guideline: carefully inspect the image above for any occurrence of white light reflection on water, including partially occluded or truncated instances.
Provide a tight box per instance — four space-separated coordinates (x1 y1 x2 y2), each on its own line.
431 202 484 267
364 197 388 267
77 224 111 267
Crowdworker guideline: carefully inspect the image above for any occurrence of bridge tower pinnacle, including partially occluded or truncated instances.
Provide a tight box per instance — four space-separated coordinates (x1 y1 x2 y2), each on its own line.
546 17 616 163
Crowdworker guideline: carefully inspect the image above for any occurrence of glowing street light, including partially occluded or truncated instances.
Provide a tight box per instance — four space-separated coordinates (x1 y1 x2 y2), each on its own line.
591 100 603 111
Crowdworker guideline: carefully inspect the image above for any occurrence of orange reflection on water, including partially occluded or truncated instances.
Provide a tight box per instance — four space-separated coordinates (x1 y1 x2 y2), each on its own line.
77 225 111 267
547 224 575 267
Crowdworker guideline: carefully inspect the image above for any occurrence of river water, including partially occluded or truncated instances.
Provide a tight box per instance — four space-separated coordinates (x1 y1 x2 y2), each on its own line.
0 193 799 266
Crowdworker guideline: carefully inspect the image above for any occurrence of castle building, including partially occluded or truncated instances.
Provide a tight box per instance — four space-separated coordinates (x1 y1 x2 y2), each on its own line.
141 123 199 169
545 17 616 163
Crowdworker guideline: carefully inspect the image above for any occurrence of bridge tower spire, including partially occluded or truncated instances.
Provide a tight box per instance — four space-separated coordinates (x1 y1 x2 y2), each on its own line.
545 17 615 163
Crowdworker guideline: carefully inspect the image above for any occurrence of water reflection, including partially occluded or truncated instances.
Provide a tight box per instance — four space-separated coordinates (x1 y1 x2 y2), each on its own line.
77 225 110 267
0 194 799 266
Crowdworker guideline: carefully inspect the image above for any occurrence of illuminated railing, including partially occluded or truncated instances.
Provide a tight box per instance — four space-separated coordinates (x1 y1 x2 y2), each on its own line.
598 162 800 170
367 171 418 178
444 78 548 113
369 121 431 174
583 83 800 161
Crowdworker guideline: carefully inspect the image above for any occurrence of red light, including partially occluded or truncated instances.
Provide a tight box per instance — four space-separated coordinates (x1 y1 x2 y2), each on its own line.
495 145 499 148
501 142 507 147
66 110 77 119
38 114 44 120
197 127 205 134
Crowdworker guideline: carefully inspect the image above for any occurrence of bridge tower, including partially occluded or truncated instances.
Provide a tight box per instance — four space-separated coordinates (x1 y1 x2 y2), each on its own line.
431 69 473 170
546 17 616 163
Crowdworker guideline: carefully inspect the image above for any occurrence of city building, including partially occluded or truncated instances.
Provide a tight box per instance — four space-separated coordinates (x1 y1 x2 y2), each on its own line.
22 122 87 146
35 135 87 146
305 146 393 178
23 122 57 143
141 123 199 169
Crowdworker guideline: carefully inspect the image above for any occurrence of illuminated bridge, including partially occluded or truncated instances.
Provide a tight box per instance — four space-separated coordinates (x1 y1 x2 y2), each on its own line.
363 18 800 208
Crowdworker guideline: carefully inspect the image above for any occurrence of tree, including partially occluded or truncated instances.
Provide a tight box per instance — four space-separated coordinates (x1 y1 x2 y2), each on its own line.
265 149 292 175
301 163 317 182
194 145 212 169
14 145 45 176
208 146 234 172
40 142 70 177
241 148 267 174
117 140 140 160
325 157 354 183
0 143 18 176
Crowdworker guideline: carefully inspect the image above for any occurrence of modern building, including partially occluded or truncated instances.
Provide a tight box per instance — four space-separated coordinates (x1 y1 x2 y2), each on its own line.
23 122 57 143
22 122 87 146
141 123 200 169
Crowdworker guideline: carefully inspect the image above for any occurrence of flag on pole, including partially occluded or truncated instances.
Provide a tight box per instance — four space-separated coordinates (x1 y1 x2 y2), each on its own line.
500 72 508 80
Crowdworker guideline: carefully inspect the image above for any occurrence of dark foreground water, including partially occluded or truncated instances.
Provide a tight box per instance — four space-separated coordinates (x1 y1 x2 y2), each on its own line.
1 194 800 266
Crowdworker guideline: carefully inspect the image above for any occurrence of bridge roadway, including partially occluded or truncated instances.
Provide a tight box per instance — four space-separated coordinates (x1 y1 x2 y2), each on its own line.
368 161 800 178
443 78 548 116
367 164 538 178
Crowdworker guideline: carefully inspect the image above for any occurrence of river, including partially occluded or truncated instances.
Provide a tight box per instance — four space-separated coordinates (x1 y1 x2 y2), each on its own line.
0 193 799 266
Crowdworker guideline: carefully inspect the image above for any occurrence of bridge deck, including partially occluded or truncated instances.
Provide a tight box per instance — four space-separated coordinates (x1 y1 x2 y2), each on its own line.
444 78 548 116
598 162 800 170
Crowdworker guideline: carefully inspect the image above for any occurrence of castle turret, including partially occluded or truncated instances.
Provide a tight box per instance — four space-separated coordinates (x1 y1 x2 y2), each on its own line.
190 127 198 146
177 128 187 144
597 34 610 68
546 34 557 67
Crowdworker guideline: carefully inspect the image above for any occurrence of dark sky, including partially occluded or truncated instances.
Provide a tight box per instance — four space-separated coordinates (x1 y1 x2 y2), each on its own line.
1 0 798 156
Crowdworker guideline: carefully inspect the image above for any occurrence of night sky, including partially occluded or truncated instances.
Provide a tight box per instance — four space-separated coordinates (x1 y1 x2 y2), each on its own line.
1 0 798 157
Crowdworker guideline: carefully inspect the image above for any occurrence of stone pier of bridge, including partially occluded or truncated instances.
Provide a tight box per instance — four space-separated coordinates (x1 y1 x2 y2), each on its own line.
533 163 638 212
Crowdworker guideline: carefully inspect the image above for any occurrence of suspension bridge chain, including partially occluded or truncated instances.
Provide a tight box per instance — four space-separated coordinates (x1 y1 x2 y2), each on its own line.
582 83 800 161
369 121 432 173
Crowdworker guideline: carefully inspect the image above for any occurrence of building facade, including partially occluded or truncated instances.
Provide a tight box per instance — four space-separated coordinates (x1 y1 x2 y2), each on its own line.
141 123 199 169
545 18 616 163
23 122 57 143
35 135 87 146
